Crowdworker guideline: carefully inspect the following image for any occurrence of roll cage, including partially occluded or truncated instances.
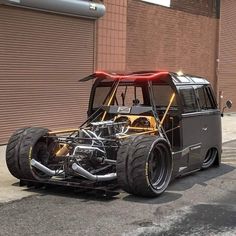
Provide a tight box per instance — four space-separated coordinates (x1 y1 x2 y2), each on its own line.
79 71 178 140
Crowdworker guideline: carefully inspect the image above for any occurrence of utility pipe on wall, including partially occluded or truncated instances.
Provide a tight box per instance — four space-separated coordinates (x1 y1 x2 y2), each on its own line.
1 0 106 19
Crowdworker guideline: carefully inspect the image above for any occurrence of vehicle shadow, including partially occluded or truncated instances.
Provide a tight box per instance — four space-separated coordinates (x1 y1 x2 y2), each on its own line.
122 191 182 204
122 163 235 204
13 182 120 202
11 164 235 203
168 163 235 192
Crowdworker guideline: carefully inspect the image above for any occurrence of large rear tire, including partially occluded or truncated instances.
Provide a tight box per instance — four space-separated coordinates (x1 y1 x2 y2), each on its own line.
18 127 52 180
6 128 28 179
117 135 173 197
116 137 136 194
6 127 55 181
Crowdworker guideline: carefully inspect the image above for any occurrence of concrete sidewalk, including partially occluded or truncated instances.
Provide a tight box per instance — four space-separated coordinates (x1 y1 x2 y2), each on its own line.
0 114 235 203
222 113 236 143
0 145 38 203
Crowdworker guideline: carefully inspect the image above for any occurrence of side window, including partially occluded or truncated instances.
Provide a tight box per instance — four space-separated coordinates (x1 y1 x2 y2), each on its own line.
93 86 111 108
196 86 217 110
179 87 198 113
205 87 217 109
152 85 177 108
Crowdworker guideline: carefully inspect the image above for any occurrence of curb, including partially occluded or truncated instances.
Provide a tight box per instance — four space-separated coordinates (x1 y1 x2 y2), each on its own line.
222 139 236 145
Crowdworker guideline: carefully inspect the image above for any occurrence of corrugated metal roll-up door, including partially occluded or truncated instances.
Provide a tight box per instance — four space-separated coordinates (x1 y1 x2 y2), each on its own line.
0 5 95 144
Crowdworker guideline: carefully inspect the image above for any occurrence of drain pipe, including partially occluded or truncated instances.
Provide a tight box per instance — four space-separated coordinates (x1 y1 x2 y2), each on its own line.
72 163 117 181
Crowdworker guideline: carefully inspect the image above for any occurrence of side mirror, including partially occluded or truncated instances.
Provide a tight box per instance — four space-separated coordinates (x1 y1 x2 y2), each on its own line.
221 100 233 117
226 100 232 109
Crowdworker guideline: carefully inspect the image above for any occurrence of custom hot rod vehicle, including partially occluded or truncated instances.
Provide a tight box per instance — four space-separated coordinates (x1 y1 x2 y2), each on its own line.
6 71 231 197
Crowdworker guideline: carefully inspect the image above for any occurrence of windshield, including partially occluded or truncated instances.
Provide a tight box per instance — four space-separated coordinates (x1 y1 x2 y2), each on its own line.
92 81 177 113
92 83 146 109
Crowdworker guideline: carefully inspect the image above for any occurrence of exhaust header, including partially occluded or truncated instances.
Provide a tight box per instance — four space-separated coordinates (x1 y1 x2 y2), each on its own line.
31 159 64 176
72 163 117 182
30 159 116 182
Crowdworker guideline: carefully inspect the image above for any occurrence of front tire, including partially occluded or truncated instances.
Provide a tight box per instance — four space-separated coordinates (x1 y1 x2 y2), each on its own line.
202 148 218 169
117 135 173 197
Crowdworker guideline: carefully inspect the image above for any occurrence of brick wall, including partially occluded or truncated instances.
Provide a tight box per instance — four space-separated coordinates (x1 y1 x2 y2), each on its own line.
96 0 127 71
218 0 236 111
126 0 219 90
171 0 218 18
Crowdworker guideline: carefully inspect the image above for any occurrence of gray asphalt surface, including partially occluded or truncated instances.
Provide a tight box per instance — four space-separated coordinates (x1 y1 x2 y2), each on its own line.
0 142 235 236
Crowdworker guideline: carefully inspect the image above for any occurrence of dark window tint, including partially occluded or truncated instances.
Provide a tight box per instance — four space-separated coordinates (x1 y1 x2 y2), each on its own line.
179 87 198 113
196 86 216 110
152 85 177 107
205 87 217 108
93 86 111 108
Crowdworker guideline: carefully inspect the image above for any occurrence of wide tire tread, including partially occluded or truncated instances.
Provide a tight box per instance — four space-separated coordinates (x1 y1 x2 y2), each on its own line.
117 135 156 195
18 127 49 180
6 128 29 179
116 138 136 194
128 136 157 196
117 135 172 197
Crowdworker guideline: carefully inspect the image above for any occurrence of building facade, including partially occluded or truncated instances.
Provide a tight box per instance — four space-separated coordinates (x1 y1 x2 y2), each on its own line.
0 0 233 143
218 0 236 109
0 1 97 143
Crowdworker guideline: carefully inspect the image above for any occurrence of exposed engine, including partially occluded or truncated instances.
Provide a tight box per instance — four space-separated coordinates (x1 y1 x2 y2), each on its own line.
27 116 156 182
69 120 127 174
89 120 129 137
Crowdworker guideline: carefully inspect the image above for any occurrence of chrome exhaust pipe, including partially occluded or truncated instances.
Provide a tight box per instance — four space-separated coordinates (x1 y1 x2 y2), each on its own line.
72 163 116 182
31 159 64 176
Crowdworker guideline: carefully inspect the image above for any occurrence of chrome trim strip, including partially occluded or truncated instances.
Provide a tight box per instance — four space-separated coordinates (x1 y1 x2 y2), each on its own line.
172 143 202 156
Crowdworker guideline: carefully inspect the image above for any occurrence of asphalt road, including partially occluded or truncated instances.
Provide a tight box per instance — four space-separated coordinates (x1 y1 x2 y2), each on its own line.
0 143 235 236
